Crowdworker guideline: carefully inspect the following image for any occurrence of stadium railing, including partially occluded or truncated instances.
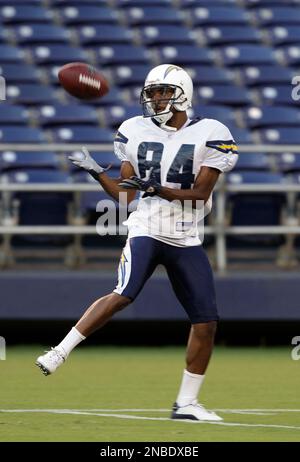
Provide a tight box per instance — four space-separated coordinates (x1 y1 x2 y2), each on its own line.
1 143 300 271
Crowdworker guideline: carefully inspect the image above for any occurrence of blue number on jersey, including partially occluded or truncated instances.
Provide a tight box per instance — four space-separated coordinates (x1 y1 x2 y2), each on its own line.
137 142 195 189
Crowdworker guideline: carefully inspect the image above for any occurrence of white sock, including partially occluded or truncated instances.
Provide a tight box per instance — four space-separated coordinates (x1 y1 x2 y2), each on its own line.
55 327 86 358
176 369 205 407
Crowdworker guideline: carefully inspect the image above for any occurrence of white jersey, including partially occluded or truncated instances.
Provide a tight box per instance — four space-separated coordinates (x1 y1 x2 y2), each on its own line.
114 116 238 247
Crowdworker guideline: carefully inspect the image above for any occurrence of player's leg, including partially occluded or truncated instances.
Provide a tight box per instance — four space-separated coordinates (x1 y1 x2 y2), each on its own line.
163 243 222 421
36 237 160 376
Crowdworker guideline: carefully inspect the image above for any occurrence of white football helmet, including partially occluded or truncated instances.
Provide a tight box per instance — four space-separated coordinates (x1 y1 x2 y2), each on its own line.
140 64 193 127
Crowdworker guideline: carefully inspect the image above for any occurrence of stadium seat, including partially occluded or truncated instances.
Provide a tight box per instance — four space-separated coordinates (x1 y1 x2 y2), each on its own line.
36 104 99 127
199 26 261 46
137 25 195 46
241 106 300 129
276 152 300 173
276 45 300 66
101 105 141 128
0 126 47 143
255 127 300 144
6 84 58 105
227 171 287 247
76 25 133 45
52 0 108 4
228 127 253 144
187 6 249 26
185 65 233 85
76 87 124 107
0 151 60 172
251 7 300 26
27 44 89 64
92 44 150 66
0 44 25 62
218 45 276 66
12 24 71 44
0 5 53 23
0 26 6 42
0 63 41 83
254 85 296 105
115 0 172 6
178 0 237 5
196 85 251 106
238 65 293 86
50 126 114 143
110 65 152 87
234 152 270 171
57 6 118 24
0 104 29 124
122 7 184 25
154 45 212 65
188 105 237 128
264 25 300 46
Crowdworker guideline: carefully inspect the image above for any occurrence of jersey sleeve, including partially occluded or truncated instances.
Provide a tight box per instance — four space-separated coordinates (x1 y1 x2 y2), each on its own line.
202 121 238 173
114 123 130 162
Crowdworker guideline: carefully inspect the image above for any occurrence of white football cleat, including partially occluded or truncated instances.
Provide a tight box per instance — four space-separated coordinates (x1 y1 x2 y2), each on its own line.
171 401 223 422
35 347 66 376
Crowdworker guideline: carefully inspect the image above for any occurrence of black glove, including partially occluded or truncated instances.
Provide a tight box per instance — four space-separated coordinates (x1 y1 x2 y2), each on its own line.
118 168 162 197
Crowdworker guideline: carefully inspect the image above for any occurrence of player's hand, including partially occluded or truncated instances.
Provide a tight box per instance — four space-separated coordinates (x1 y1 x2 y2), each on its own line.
118 168 162 197
68 147 111 180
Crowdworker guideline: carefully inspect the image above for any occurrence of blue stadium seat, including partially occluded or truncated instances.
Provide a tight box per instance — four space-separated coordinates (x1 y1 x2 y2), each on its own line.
0 0 42 3
51 126 114 143
2 170 73 239
125 86 144 104
13 24 71 44
110 65 152 87
251 7 300 26
37 104 99 126
185 65 233 85
76 25 133 45
123 7 183 25
6 84 58 105
154 45 212 65
72 170 114 214
57 6 118 24
178 0 237 6
137 25 195 45
0 5 53 23
27 44 89 64
0 126 47 142
93 44 150 66
276 45 300 66
255 85 296 105
276 152 300 173
0 26 6 42
229 127 253 144
77 87 124 107
227 170 286 247
101 105 141 128
115 0 172 6
0 151 60 172
0 63 41 83
0 104 29 124
234 153 270 171
52 0 108 4
241 106 300 128
200 26 261 45
0 44 25 62
188 105 237 128
196 85 251 106
187 6 249 26
238 65 293 86
265 25 300 46
218 45 276 66
255 128 300 144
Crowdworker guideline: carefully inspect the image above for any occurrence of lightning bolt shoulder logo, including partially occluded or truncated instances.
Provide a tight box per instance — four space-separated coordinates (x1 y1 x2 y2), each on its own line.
205 139 238 154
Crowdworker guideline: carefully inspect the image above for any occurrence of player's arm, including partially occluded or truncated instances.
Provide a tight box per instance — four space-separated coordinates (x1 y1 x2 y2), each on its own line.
69 148 137 204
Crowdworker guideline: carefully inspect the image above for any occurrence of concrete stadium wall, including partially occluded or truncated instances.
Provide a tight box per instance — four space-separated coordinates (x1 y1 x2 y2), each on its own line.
0 270 299 321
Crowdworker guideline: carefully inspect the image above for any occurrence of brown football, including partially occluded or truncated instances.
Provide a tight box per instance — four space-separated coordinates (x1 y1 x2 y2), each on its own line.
58 62 109 100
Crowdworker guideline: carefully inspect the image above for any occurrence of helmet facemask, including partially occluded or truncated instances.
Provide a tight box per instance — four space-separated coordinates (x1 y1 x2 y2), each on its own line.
140 84 185 125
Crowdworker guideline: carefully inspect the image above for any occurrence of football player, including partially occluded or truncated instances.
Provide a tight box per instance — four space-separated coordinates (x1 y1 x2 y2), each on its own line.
36 64 238 422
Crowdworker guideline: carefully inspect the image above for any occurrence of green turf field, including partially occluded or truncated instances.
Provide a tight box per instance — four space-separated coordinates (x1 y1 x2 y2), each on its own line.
0 345 299 442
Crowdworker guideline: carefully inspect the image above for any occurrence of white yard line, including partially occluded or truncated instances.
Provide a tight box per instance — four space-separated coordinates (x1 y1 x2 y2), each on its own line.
1 408 300 430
